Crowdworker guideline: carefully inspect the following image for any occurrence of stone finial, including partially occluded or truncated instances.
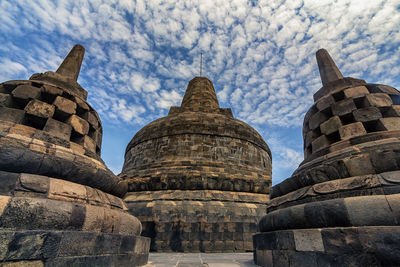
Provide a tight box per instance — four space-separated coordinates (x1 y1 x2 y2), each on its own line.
56 44 85 81
29 44 88 100
180 77 220 110
316 49 344 86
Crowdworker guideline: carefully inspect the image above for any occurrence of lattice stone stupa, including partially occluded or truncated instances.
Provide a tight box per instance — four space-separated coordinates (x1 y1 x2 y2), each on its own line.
0 45 150 266
253 49 400 266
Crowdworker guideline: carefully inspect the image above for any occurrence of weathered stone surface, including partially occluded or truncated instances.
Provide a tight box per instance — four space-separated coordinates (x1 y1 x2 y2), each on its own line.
343 86 369 98
9 124 36 138
309 111 328 130
316 49 344 86
364 93 392 107
67 114 89 135
377 117 400 131
339 122 366 140
320 116 341 135
43 118 72 140
74 135 96 153
42 84 62 96
353 106 382 122
0 107 25 124
24 99 55 118
11 84 41 102
53 96 77 116
0 93 15 108
82 111 98 128
316 95 335 111
385 105 400 117
332 98 356 116
311 135 330 153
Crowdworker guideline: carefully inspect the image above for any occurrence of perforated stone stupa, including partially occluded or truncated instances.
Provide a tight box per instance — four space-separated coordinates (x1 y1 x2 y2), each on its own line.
253 49 400 266
120 77 272 252
0 45 150 266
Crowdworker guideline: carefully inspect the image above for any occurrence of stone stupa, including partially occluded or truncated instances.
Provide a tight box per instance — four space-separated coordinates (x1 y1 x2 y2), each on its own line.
253 49 400 266
120 77 272 252
0 45 149 266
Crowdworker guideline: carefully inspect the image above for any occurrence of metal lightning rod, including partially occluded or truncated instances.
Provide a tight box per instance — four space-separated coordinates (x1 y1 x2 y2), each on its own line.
200 52 203 77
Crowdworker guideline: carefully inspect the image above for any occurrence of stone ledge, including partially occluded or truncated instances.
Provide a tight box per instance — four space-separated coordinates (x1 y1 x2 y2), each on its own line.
253 226 400 266
0 143 127 197
0 171 127 210
125 190 269 204
0 230 150 266
267 171 400 211
259 193 400 232
0 196 141 235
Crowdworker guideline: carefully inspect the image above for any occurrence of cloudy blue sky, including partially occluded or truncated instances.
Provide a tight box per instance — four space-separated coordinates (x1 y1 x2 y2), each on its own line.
1 0 399 185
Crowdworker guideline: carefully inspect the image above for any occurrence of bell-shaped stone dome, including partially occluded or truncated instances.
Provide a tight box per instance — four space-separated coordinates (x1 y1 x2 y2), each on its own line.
0 45 149 266
254 49 400 267
121 76 272 252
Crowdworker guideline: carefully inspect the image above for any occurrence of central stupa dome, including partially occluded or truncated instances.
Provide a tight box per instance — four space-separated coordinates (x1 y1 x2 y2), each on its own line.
120 76 272 252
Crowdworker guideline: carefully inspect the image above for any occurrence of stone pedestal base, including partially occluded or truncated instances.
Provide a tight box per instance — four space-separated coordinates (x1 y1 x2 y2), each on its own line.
0 170 150 266
253 226 400 266
0 230 150 266
125 190 269 252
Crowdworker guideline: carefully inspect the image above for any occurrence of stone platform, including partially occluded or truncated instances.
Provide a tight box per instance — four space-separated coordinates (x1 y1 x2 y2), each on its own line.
143 252 257 267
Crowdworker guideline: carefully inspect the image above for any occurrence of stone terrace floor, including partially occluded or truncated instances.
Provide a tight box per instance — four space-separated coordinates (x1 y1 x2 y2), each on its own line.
143 253 257 267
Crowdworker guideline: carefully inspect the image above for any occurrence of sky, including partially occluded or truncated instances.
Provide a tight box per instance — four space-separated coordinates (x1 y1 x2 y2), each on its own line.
1 0 399 185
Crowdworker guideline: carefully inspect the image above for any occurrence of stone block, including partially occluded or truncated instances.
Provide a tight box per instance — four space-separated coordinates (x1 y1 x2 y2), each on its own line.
43 118 72 140
42 84 62 96
102 209 120 233
67 115 89 135
82 111 98 128
74 96 90 113
339 122 366 140
316 95 334 111
344 86 369 98
11 84 41 102
0 195 10 216
5 231 47 260
9 124 36 138
0 171 18 195
370 150 399 173
75 135 96 153
41 84 62 103
70 142 85 154
57 232 97 256
364 93 392 107
385 105 400 117
353 106 382 122
293 229 324 252
24 99 55 118
0 93 15 108
343 154 375 176
48 178 87 203
344 195 395 226
309 112 328 130
311 135 330 153
0 197 73 230
0 231 15 261
320 116 342 135
53 96 77 116
0 107 25 124
92 129 102 148
332 98 356 116
376 84 400 95
377 117 400 131
19 173 49 194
